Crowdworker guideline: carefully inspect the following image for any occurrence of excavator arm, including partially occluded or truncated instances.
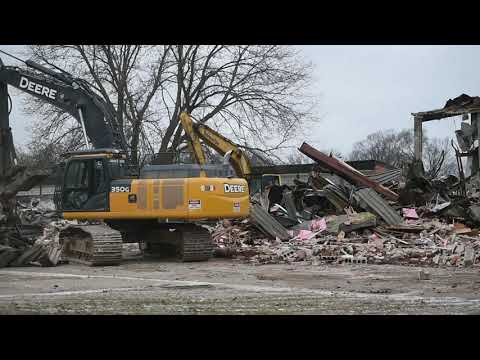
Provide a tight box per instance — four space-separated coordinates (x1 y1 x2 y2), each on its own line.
179 112 252 179
0 57 127 151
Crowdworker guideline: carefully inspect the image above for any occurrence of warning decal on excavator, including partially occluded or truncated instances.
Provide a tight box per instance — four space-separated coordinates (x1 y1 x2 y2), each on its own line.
188 200 202 209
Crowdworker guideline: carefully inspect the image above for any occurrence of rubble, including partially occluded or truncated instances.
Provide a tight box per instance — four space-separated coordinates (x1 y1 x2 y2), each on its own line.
2 142 480 272
208 144 480 269
0 197 62 268
214 221 480 267
299 142 399 201
17 198 58 226
250 203 292 241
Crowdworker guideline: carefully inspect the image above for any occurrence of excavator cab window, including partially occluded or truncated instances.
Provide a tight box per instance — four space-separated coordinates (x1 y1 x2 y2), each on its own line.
62 158 109 211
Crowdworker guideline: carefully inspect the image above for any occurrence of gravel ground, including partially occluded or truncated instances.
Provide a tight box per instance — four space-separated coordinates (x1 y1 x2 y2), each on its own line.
1 257 480 314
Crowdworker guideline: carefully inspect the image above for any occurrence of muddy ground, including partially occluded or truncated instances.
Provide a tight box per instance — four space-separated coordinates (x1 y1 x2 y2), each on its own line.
1 249 480 315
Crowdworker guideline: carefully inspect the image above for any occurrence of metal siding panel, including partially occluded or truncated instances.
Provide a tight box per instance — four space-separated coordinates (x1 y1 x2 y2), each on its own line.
366 169 402 185
354 188 402 225
250 203 291 241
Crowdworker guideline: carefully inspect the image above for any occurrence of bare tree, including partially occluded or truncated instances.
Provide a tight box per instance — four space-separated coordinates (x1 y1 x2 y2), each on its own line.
349 129 457 178
24 45 172 167
16 137 75 170
286 152 311 164
156 46 315 158
21 45 316 167
349 129 415 170
423 137 457 178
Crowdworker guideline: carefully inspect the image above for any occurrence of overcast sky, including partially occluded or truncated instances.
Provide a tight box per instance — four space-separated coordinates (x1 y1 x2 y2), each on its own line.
1 45 480 156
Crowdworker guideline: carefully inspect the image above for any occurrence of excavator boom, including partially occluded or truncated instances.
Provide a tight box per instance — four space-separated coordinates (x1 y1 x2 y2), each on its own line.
0 58 126 151
179 112 252 179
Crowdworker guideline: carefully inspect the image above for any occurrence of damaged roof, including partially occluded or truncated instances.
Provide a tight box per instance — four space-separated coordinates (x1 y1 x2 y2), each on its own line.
298 142 399 201
412 94 480 122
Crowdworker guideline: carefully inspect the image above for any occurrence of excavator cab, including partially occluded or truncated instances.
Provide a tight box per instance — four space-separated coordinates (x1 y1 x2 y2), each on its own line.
62 157 108 211
55 149 127 212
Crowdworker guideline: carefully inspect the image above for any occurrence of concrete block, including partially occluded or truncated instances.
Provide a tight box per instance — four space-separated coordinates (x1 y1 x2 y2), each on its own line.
463 246 475 267
418 270 431 280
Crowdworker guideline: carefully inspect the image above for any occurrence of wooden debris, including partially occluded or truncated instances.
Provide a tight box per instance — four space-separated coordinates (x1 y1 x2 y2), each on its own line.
453 223 473 235
384 224 426 233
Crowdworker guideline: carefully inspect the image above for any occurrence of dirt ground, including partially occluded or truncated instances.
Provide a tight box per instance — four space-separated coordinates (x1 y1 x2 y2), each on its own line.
1 251 480 314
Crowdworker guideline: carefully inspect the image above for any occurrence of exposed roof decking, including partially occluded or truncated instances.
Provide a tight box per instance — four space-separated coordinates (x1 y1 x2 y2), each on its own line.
412 94 480 122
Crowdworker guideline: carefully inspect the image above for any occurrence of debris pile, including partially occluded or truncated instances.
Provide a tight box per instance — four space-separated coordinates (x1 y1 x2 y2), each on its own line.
0 198 62 268
212 210 479 267
17 198 58 226
211 143 480 268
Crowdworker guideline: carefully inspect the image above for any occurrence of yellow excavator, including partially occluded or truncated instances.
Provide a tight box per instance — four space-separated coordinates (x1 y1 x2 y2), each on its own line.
0 54 250 265
59 148 249 264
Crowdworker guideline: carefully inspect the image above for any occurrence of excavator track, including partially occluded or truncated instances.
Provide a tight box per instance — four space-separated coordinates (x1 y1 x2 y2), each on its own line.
179 227 214 262
59 224 123 266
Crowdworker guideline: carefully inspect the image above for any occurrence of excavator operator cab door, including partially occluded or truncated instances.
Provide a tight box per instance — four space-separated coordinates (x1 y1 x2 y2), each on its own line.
61 157 110 212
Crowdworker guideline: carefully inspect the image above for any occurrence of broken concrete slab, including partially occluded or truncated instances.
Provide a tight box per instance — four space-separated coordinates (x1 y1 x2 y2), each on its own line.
339 212 377 233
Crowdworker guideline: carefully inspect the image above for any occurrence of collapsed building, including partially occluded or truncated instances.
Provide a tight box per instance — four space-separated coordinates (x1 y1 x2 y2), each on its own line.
212 95 480 269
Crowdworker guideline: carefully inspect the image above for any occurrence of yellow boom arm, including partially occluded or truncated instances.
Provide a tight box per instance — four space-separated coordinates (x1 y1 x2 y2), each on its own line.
179 112 252 179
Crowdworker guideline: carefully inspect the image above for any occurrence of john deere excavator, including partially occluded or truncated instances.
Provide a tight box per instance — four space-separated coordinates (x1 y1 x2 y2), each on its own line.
0 51 249 265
